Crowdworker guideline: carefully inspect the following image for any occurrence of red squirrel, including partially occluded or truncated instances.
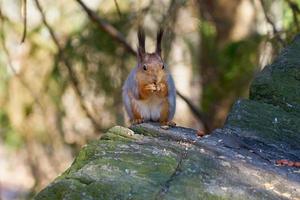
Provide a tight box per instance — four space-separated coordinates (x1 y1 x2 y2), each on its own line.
122 28 176 128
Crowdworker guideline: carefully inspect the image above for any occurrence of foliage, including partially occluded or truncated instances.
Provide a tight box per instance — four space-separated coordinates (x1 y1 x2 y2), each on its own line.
0 0 300 197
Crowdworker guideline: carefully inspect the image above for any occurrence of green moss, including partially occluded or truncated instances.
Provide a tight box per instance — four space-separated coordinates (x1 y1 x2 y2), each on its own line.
250 35 300 115
102 126 145 141
35 127 183 200
35 179 86 200
129 125 161 137
226 99 300 147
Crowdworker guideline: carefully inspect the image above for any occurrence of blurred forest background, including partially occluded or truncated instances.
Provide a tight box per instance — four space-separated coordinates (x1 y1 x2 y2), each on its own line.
0 0 299 199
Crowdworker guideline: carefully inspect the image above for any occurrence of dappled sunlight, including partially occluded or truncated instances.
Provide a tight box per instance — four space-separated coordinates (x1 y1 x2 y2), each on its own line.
0 0 299 199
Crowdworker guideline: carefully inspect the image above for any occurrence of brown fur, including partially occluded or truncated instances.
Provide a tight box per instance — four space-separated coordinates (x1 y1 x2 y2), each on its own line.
159 99 169 124
136 53 168 99
125 28 175 126
128 91 143 123
156 82 168 97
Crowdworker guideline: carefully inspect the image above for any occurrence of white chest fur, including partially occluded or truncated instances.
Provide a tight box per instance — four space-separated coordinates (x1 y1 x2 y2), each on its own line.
135 96 164 121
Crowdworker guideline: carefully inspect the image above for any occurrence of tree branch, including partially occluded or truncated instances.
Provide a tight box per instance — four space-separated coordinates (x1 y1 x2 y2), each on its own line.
113 0 122 19
34 0 103 133
21 0 27 43
0 8 43 109
285 0 300 32
158 0 181 61
76 0 136 55
259 0 285 46
176 90 211 132
75 0 210 131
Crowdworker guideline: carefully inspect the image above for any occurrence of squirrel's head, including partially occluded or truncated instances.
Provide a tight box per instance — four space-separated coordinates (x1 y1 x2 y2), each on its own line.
136 28 167 84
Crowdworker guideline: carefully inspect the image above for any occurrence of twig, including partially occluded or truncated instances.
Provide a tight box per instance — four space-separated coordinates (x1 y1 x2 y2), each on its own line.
158 0 181 61
21 0 27 43
75 0 209 130
285 0 300 32
176 90 210 132
34 0 103 133
259 0 285 46
0 9 43 109
76 0 136 55
113 0 122 19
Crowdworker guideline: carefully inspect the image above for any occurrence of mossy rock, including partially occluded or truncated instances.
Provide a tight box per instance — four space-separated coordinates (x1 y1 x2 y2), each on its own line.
250 35 300 115
226 99 300 148
35 126 299 200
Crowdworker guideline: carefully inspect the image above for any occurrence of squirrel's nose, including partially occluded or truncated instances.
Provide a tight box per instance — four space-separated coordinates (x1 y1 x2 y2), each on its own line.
152 77 157 84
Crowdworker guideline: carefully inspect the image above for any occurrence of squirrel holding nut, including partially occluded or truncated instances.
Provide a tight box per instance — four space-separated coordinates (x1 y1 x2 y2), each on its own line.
122 28 176 128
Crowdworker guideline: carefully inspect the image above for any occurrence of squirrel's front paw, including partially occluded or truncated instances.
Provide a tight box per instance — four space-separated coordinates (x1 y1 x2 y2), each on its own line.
144 84 157 92
156 83 166 92
131 118 144 125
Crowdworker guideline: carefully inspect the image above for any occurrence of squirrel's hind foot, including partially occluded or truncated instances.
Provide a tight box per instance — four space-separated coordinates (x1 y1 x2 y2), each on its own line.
160 121 176 129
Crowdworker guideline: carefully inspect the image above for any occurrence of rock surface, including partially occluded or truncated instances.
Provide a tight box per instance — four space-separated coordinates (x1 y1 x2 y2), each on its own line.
35 36 300 199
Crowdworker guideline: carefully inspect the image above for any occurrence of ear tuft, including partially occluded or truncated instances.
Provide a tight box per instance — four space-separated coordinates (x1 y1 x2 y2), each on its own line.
137 27 145 59
156 28 164 56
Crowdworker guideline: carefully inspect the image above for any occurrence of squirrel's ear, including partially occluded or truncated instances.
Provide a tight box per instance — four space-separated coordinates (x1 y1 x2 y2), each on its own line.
156 28 164 56
137 27 145 61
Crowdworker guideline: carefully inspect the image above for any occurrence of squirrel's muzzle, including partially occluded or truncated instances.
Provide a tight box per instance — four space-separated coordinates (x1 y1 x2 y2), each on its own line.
152 77 158 84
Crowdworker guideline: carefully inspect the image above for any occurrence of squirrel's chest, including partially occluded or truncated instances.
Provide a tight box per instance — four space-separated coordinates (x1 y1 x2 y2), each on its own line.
136 96 164 121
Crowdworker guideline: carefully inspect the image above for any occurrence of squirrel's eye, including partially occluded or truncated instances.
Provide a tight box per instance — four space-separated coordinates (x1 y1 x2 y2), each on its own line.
162 64 165 69
143 64 147 71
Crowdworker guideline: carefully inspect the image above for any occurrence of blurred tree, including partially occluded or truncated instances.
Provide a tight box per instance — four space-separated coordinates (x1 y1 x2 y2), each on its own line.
0 0 299 199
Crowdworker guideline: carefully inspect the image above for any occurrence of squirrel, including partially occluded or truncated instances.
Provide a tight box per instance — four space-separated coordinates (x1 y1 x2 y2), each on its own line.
122 28 176 128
